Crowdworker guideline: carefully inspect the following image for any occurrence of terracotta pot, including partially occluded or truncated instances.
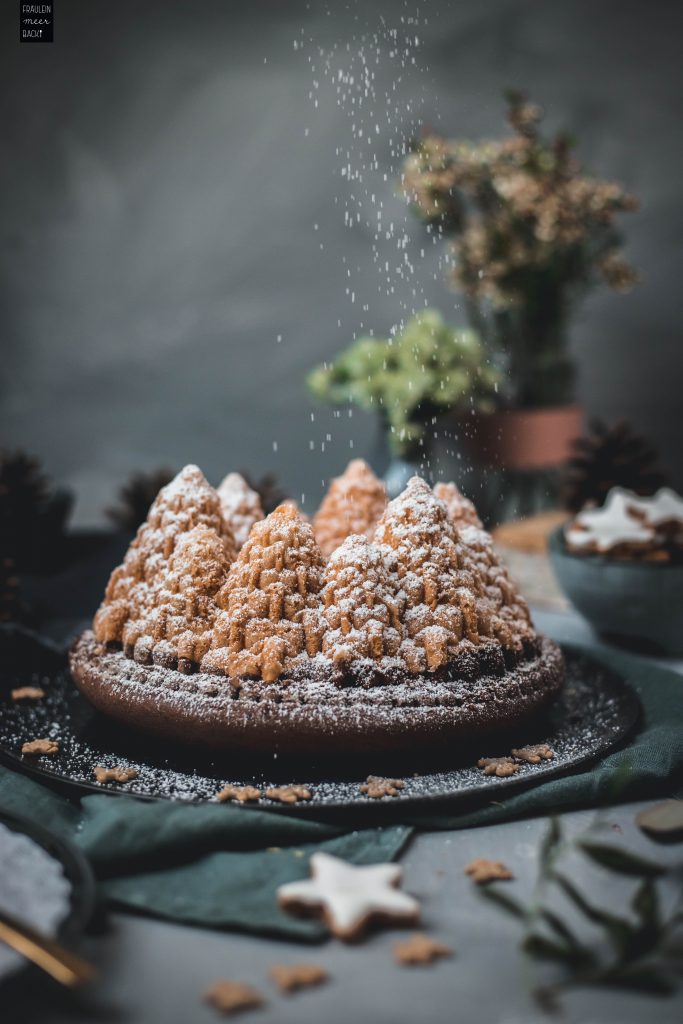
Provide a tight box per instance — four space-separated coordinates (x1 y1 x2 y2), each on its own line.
463 405 583 471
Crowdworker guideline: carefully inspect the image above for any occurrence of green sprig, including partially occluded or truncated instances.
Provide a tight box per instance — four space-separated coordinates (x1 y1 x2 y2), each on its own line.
307 309 501 457
480 818 681 1011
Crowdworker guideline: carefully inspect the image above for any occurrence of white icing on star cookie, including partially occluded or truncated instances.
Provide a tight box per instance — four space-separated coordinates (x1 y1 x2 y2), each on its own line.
277 851 420 941
565 488 656 553
627 487 683 528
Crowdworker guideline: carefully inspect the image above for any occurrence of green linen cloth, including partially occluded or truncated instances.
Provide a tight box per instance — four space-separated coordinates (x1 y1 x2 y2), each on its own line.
0 641 680 939
0 770 411 939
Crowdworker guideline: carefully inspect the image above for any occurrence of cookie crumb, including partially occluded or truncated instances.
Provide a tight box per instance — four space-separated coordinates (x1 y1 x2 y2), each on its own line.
477 756 519 777
203 979 264 1015
269 963 328 993
393 933 453 965
22 738 59 756
11 686 45 701
265 785 312 804
511 744 555 764
216 784 262 803
464 858 514 884
93 765 138 784
360 775 405 799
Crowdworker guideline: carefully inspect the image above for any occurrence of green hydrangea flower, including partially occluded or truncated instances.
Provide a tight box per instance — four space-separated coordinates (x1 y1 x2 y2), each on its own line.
307 310 501 456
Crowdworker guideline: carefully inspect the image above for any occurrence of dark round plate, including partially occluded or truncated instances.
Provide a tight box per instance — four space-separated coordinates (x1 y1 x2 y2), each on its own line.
0 807 96 984
0 626 640 816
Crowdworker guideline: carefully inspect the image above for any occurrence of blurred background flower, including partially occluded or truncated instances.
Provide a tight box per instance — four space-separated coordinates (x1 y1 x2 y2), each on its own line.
308 309 500 463
402 91 638 410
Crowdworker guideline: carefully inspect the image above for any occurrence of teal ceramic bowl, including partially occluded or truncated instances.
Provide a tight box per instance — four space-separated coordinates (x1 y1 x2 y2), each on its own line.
548 526 683 656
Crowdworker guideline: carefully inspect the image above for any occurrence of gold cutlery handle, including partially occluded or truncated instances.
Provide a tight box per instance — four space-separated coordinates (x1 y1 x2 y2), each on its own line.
0 908 96 987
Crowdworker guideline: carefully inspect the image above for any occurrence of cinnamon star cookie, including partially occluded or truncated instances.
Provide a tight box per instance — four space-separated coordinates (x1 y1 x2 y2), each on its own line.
277 852 419 941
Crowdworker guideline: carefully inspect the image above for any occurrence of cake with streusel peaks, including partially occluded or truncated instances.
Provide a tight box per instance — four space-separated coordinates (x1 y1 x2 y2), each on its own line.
70 465 564 754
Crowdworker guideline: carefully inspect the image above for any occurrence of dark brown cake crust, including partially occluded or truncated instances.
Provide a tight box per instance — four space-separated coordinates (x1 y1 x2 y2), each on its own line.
69 631 564 756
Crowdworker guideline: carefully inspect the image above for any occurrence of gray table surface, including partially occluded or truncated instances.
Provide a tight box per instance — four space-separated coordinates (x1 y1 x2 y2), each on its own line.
6 609 683 1024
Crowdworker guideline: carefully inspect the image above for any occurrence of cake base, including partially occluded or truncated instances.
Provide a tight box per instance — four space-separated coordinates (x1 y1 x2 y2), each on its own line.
69 631 564 755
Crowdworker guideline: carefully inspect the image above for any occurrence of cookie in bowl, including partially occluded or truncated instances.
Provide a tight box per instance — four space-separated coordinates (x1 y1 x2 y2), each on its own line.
551 486 683 654
564 486 683 562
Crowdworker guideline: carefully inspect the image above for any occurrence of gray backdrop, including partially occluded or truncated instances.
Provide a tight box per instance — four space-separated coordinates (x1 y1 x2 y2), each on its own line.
1 0 681 525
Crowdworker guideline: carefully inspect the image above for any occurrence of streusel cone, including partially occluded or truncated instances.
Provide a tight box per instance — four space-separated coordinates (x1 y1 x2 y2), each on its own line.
131 523 232 670
203 503 325 682
374 478 474 672
93 465 236 650
313 459 387 558
320 534 405 669
375 477 533 673
431 482 532 649
217 472 264 548
433 481 483 529
279 499 311 524
455 523 534 651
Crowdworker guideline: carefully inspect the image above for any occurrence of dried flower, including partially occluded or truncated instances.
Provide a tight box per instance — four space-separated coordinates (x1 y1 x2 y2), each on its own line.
402 94 638 406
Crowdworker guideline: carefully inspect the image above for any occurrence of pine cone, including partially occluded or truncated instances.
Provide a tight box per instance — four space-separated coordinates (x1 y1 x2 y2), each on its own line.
0 558 30 624
106 467 175 531
0 449 72 570
561 420 669 513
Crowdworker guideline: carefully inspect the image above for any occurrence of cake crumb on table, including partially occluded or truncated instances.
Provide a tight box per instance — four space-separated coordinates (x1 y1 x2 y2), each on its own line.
464 858 514 884
393 933 454 965
203 979 264 1015
269 962 328 993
